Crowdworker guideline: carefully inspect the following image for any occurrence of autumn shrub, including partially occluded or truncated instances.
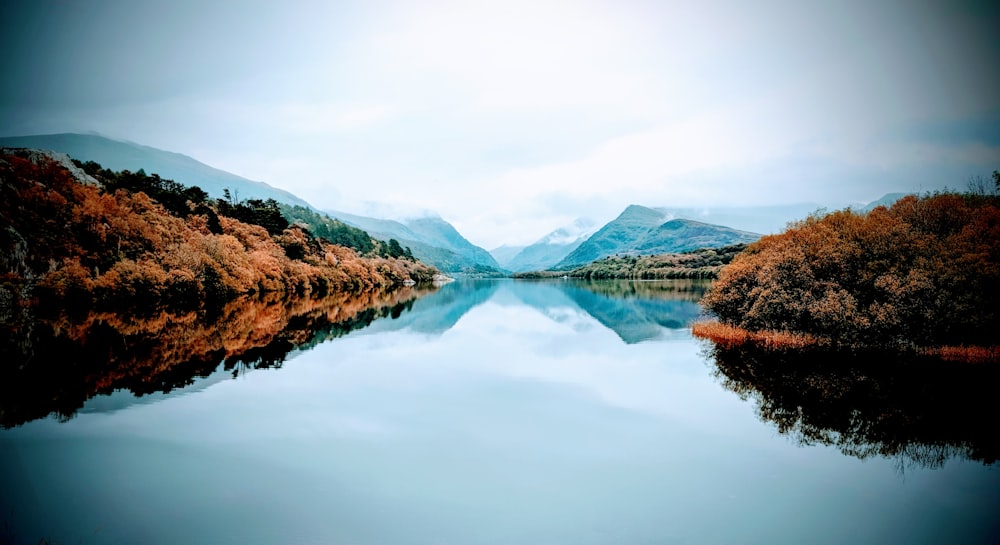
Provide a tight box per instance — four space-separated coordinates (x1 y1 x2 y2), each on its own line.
0 150 438 314
701 193 1000 349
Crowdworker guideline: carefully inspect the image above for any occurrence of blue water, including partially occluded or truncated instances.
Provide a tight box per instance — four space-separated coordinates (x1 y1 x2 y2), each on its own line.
1 279 998 544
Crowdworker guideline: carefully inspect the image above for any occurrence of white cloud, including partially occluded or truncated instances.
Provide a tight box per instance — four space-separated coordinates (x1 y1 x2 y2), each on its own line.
364 0 692 119
8 0 998 250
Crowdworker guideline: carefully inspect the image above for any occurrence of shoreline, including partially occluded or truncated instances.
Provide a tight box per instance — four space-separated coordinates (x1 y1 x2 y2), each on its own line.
692 320 1000 363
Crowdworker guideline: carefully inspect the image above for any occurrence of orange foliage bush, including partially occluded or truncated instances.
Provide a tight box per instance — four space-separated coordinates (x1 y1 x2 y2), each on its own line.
0 149 437 311
702 193 1000 350
692 320 820 350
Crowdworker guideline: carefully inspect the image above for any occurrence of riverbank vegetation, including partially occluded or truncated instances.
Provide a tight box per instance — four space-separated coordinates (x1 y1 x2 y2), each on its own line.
514 244 747 280
0 149 436 314
695 190 999 360
566 244 747 279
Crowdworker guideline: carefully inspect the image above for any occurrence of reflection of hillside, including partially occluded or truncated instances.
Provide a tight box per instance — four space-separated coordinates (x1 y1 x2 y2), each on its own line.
361 280 501 335
0 287 432 428
513 279 707 343
567 279 709 301
78 371 233 416
708 345 1000 469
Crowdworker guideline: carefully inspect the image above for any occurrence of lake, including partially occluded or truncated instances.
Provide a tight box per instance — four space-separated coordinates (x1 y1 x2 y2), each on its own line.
1 279 998 544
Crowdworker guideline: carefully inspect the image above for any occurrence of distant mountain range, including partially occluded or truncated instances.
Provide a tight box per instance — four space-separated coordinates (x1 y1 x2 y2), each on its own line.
0 133 501 274
552 205 761 270
511 199 911 273
324 209 505 274
489 245 526 268
494 204 829 273
492 218 597 273
651 204 825 235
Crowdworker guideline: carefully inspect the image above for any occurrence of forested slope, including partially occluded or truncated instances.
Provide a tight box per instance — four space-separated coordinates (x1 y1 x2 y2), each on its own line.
0 149 436 313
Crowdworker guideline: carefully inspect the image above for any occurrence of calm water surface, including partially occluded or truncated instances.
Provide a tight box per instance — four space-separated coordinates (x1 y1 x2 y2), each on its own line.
1 279 998 544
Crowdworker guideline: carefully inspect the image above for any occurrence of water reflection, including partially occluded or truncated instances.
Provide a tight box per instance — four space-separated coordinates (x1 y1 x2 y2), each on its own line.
559 279 705 343
0 279 707 428
363 279 707 344
3 279 1000 545
706 344 1000 468
0 286 433 428
362 279 501 335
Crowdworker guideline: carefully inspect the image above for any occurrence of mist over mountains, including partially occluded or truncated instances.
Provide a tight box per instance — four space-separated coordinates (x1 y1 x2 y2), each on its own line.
493 218 597 273
551 205 761 270
323 209 505 274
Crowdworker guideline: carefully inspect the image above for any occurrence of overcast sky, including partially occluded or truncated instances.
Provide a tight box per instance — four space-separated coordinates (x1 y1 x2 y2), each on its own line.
2 0 998 248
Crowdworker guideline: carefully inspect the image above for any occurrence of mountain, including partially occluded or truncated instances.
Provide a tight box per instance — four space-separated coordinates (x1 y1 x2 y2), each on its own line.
406 217 501 269
0 133 312 208
0 132 503 274
653 204 825 235
490 245 526 267
861 192 910 213
500 218 597 273
552 205 760 270
324 209 505 275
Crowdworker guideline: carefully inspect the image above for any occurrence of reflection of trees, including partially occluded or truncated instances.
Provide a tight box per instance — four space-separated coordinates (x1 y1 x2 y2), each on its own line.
568 279 710 302
707 345 1000 469
0 286 432 428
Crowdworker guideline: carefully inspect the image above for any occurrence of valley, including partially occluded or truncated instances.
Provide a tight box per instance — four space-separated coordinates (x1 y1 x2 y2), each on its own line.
0 133 908 278
3 5 998 544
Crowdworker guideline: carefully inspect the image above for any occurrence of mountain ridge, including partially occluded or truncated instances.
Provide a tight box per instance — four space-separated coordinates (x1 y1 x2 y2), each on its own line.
552 205 760 270
495 218 597 272
0 133 500 274
0 133 313 208
324 209 505 274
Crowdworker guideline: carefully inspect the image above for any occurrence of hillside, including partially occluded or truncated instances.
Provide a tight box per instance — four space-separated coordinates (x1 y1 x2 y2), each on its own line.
0 132 503 275
325 209 506 275
406 217 501 269
0 148 435 313
552 205 759 270
0 133 312 208
565 244 749 279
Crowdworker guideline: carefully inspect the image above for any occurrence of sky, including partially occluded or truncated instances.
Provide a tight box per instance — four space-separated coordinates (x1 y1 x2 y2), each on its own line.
2 0 999 249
